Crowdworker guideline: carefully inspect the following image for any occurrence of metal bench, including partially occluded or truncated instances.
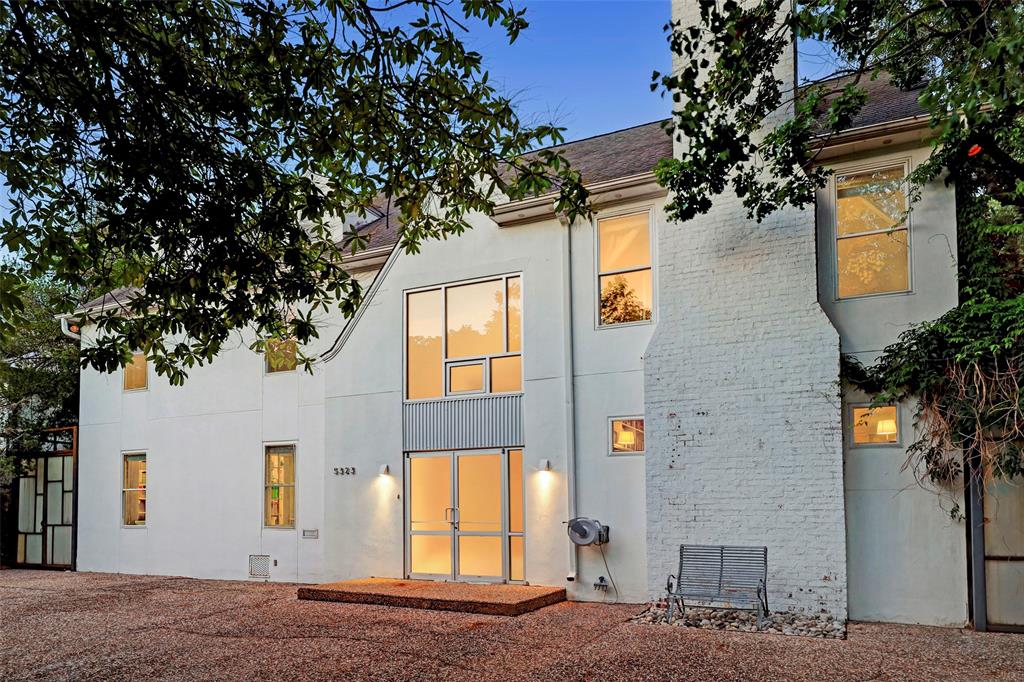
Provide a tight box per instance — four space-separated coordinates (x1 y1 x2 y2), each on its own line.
665 544 769 627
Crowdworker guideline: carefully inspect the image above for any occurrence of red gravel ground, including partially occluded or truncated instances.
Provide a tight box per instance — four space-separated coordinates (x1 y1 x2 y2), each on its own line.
1 570 1021 681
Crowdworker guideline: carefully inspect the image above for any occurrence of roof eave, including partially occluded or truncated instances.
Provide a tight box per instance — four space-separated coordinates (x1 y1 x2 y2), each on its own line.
492 172 667 227
811 115 935 160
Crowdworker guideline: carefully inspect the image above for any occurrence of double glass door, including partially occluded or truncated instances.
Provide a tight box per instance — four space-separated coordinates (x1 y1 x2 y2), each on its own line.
406 449 524 582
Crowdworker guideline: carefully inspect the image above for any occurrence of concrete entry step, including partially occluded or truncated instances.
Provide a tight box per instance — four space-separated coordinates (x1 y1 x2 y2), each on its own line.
297 578 566 616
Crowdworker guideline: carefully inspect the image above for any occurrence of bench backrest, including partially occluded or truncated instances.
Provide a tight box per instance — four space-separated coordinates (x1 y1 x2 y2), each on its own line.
678 544 767 596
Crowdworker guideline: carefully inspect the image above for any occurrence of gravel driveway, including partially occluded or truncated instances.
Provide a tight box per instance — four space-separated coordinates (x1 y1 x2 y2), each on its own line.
1 570 1020 680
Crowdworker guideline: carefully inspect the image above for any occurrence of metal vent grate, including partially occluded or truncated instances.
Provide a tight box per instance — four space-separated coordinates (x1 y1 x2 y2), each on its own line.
248 554 271 579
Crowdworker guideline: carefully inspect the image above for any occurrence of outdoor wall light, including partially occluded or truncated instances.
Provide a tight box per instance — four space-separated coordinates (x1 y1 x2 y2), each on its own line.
538 458 552 472
378 464 390 476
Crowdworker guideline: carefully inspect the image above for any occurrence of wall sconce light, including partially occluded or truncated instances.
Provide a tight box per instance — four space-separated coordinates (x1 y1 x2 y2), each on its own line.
876 419 897 437
378 464 390 476
538 458 552 472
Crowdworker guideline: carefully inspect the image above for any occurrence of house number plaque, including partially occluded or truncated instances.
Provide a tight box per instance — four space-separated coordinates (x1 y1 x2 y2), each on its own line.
333 467 356 476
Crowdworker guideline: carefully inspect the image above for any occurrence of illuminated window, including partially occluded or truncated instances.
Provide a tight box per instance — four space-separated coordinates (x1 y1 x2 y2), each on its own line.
405 274 522 399
122 454 146 526
851 405 899 445
610 417 645 454
835 165 910 298
123 352 147 391
265 338 297 373
264 445 295 528
598 212 652 326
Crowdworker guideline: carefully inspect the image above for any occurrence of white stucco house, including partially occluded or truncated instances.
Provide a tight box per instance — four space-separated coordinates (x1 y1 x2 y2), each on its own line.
13 2 1020 634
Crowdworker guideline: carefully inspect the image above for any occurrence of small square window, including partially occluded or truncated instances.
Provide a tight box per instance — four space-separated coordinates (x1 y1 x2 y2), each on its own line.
851 405 899 445
123 352 147 391
610 418 645 454
490 356 522 393
265 338 297 373
448 362 485 394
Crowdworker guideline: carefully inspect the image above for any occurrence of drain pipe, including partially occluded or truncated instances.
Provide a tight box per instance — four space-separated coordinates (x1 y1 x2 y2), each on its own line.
559 211 580 584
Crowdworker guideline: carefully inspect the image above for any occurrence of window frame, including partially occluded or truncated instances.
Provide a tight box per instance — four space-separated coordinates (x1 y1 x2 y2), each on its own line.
594 207 655 329
831 159 914 301
263 442 297 529
608 415 646 456
848 403 902 449
403 273 524 402
122 351 148 392
121 452 147 528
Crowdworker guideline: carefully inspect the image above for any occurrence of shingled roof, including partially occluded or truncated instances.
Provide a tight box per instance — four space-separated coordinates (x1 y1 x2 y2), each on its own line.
77 75 927 312
808 72 927 133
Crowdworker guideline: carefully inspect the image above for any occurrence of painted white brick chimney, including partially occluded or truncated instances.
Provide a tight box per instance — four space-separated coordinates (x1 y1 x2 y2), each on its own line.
644 0 847 618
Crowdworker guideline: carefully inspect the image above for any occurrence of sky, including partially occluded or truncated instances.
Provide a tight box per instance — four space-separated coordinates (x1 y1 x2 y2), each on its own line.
456 0 843 144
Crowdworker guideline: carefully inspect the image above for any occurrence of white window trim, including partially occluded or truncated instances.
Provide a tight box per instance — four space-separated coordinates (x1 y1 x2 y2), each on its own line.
263 441 297 530
830 158 914 301
403 272 524 403
122 351 149 393
594 207 655 330
847 403 903 449
121 451 147 529
608 415 646 456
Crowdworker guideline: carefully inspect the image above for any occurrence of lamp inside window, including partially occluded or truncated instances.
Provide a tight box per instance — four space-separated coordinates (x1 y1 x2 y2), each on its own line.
852 406 899 445
611 418 645 454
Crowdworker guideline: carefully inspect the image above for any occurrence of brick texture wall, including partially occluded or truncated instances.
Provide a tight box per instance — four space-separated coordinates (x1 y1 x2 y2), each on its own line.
644 0 847 618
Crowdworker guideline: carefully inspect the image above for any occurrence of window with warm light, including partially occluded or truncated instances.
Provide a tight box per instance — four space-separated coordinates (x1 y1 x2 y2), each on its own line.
265 338 297 373
835 165 910 298
406 275 522 399
123 352 147 391
610 417 645 454
851 405 899 445
598 212 652 326
264 445 295 528
122 454 146 526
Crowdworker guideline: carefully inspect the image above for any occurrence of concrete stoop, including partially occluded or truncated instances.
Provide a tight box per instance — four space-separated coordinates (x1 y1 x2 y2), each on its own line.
298 578 566 616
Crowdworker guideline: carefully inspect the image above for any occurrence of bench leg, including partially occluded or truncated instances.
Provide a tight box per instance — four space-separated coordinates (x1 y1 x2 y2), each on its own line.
756 601 764 629
665 596 684 625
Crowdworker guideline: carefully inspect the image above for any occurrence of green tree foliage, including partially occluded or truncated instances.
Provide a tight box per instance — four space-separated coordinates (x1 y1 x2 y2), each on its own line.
655 0 1024 487
0 276 83 485
599 276 650 326
0 0 587 384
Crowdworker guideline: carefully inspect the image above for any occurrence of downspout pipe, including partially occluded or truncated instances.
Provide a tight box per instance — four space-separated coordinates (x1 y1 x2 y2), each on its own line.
559 211 579 583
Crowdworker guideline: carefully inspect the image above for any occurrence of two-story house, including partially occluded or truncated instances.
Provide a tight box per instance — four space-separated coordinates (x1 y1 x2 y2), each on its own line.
14 4 1017 631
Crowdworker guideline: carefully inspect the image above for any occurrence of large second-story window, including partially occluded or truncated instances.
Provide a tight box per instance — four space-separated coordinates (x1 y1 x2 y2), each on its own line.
835 165 910 298
406 275 522 400
598 212 652 326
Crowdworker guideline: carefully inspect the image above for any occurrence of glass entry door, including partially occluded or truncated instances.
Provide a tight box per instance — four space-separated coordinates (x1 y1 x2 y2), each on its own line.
406 449 523 582
16 454 74 567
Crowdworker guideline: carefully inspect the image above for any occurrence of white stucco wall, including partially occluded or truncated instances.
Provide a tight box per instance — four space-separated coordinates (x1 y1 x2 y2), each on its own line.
76 197 666 603
326 198 667 603
816 145 967 625
76 330 332 582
